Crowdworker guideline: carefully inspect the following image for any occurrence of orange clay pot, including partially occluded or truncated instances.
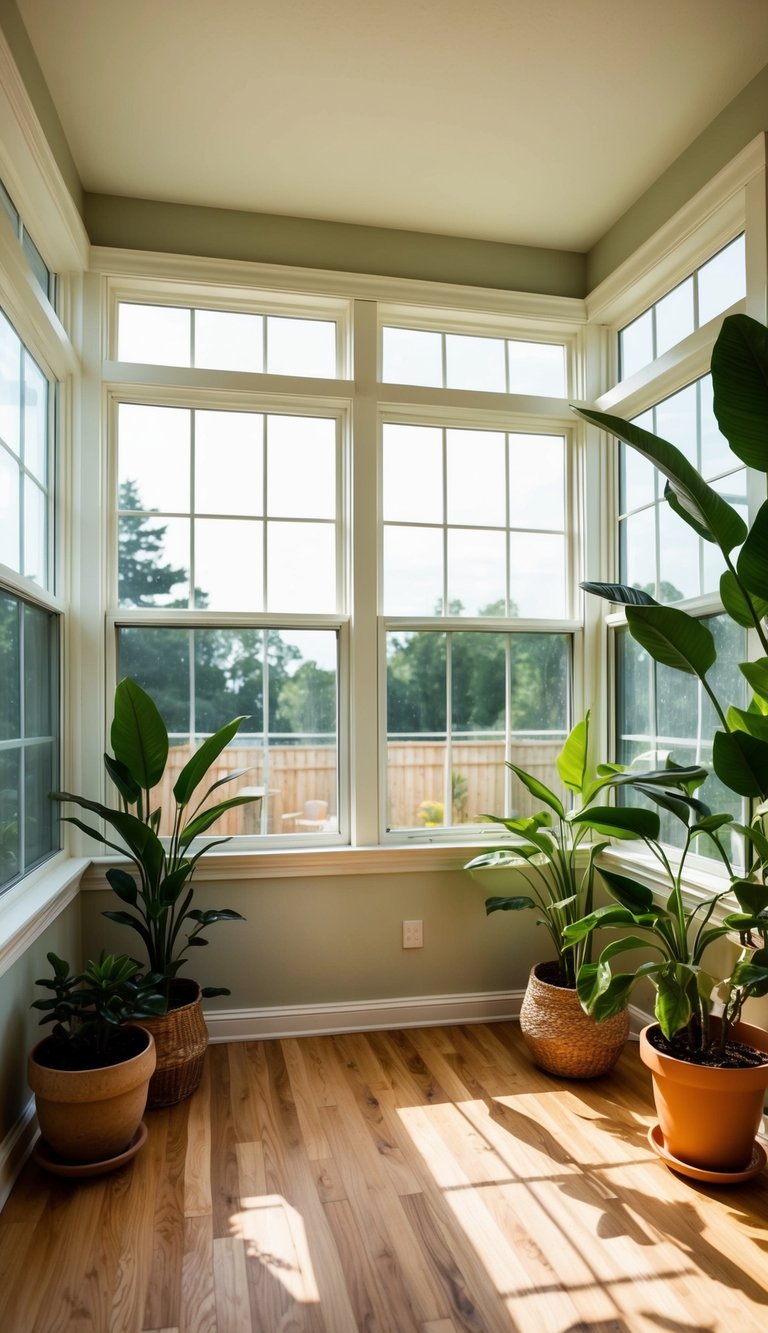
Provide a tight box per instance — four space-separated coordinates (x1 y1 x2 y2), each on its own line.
640 1019 768 1173
28 1025 155 1164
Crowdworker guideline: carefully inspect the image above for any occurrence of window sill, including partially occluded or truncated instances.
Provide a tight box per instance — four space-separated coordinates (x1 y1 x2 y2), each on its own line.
596 843 735 920
0 853 89 978
81 842 482 885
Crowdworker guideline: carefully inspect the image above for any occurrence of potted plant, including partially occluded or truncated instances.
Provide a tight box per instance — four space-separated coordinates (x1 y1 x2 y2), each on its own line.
569 311 768 1173
28 952 164 1172
562 783 768 1176
465 712 705 1077
52 676 260 1107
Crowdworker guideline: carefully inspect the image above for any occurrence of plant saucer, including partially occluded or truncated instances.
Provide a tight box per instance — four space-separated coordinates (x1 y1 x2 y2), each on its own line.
647 1123 766 1184
33 1121 148 1178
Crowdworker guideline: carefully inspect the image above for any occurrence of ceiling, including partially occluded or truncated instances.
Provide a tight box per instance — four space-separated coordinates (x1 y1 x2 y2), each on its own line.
16 0 768 252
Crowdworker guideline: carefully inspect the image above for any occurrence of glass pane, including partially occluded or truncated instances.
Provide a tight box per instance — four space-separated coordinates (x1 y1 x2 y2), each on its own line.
195 410 263 516
445 334 505 392
118 514 189 607
699 375 732 479
24 740 56 868
383 423 443 524
117 625 339 838
451 632 506 825
620 507 656 594
194 309 263 372
382 327 442 387
447 528 506 616
266 317 336 378
0 179 19 231
267 415 336 519
703 475 748 592
509 634 569 812
698 235 745 326
508 434 564 529
509 533 565 617
194 517 263 610
117 302 191 366
118 403 191 513
267 521 336 612
23 354 47 483
620 308 653 379
23 477 46 586
655 382 697 465
0 310 21 455
616 625 654 750
22 231 50 297
383 525 443 615
658 500 699 601
0 747 20 889
117 626 191 736
0 593 20 737
506 340 566 395
386 631 446 830
655 276 694 357
620 428 656 514
0 446 20 570
446 429 505 526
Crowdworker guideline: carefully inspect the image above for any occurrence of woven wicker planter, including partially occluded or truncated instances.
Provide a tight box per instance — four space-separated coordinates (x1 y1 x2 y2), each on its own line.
138 979 208 1108
519 961 629 1078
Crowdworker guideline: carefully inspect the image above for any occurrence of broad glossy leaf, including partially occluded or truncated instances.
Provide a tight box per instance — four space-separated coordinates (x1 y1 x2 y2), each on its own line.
631 783 708 827
485 895 536 914
711 313 768 471
173 716 249 806
111 677 168 790
571 805 660 839
104 754 141 805
713 729 768 798
625 604 716 678
506 761 564 817
591 975 637 1021
581 581 657 606
572 407 747 552
726 705 768 742
557 714 589 795
733 821 768 864
562 904 638 944
740 657 768 702
599 867 656 913
179 794 263 847
719 570 768 629
201 986 231 998
737 501 768 601
730 879 768 916
105 867 138 905
655 973 692 1038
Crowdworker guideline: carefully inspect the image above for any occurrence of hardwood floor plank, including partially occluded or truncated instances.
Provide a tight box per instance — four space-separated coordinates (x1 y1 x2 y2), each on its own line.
3 1024 768 1332
183 1052 212 1219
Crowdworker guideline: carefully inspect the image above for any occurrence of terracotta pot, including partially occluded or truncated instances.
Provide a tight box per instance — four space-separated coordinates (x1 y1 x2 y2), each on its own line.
138 978 208 1108
519 961 629 1078
640 1019 768 1173
28 1025 155 1164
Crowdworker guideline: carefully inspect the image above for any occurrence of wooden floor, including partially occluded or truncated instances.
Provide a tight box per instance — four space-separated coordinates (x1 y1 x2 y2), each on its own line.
2 1023 768 1332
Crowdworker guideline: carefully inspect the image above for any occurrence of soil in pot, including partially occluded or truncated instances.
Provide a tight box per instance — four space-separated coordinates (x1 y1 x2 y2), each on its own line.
33 1024 148 1072
519 960 629 1079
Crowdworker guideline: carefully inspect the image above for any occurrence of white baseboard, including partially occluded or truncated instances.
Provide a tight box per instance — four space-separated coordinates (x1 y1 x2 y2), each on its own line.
0 1098 38 1213
206 989 525 1042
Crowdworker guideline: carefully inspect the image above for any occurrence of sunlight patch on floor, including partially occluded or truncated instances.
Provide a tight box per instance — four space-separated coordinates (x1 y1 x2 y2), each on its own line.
229 1193 320 1303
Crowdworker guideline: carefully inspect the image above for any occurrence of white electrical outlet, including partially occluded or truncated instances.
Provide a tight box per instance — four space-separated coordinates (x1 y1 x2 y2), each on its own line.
402 919 423 948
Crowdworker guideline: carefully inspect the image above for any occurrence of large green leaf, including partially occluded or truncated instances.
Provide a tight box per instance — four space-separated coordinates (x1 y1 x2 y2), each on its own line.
737 500 768 601
625 604 716 678
655 971 692 1038
505 761 564 818
179 794 262 847
580 581 657 606
726 705 768 743
103 754 141 805
740 657 768 703
561 904 638 945
719 570 768 629
630 784 709 827
485 895 536 914
713 729 768 799
570 805 660 839
730 879 768 916
599 867 656 914
111 678 168 791
53 791 165 878
711 313 768 471
557 714 589 795
572 407 747 552
173 715 248 806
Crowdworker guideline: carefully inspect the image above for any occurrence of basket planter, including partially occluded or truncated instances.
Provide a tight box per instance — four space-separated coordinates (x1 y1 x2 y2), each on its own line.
28 1025 155 1165
138 979 208 1108
640 1020 768 1173
519 961 629 1078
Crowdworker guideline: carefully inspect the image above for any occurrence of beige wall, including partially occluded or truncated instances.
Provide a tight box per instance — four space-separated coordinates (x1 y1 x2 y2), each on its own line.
81 867 544 1013
0 897 81 1143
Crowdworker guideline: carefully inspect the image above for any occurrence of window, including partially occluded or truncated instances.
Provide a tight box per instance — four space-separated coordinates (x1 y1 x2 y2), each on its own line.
0 177 55 302
117 302 339 377
618 234 745 380
0 311 51 589
383 325 566 395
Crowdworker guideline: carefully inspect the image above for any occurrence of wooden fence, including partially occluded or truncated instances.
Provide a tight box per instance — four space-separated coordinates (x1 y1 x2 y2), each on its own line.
149 738 563 836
